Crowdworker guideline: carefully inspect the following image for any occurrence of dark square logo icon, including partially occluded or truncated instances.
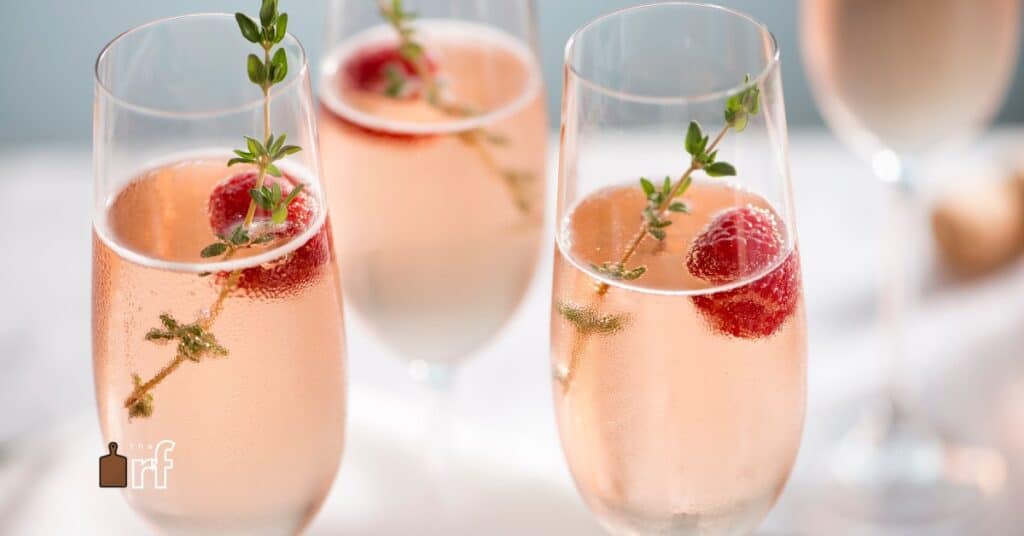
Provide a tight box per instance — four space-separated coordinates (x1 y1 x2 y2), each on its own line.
99 442 128 488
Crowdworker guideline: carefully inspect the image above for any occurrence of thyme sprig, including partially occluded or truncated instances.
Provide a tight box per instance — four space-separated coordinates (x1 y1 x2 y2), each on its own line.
376 0 537 214
556 302 626 335
555 77 761 391
199 224 277 261
591 262 647 282
145 314 228 362
125 0 304 418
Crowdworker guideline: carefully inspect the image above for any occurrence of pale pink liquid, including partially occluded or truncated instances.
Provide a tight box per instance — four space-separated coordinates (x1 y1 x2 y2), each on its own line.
318 21 547 363
803 0 1019 153
93 158 346 535
551 182 807 535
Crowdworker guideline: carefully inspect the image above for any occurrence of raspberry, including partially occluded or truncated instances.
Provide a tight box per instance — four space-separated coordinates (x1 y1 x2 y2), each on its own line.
208 172 312 238
207 172 329 297
343 44 436 100
329 44 441 143
686 206 800 338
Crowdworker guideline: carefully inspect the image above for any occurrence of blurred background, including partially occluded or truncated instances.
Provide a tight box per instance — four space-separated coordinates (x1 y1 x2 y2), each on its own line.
4 1 1024 534
7 0 1024 147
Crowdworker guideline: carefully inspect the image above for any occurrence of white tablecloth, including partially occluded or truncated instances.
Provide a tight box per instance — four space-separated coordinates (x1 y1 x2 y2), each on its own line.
2 130 1024 534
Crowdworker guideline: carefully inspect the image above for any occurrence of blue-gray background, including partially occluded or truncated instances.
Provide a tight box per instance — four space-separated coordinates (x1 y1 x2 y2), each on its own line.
4 0 1024 146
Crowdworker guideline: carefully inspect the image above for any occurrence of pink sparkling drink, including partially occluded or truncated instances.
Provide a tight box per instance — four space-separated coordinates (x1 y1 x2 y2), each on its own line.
552 181 806 534
93 157 346 534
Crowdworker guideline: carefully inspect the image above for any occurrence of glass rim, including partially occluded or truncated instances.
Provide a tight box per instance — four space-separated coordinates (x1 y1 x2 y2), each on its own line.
563 1 780 105
94 12 310 119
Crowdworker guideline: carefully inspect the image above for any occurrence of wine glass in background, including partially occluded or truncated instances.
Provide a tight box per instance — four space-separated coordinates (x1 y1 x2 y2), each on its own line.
802 0 1019 523
552 4 806 535
318 0 548 388
93 10 346 534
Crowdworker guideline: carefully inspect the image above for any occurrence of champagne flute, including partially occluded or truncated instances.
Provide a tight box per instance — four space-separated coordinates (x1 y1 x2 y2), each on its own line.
552 4 806 534
802 0 1019 522
93 7 346 534
317 0 548 387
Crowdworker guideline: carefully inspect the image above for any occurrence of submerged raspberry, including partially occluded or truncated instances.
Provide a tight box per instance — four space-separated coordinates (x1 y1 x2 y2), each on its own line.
686 206 800 338
207 172 329 296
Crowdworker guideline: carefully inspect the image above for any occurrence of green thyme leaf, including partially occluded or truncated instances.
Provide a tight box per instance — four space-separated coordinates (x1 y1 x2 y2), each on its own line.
250 188 272 210
384 66 406 98
272 205 288 224
283 184 304 205
668 202 690 213
624 267 647 280
274 13 288 43
200 242 228 258
725 74 761 133
229 225 250 245
705 161 736 177
557 301 627 335
260 0 277 27
265 164 282 177
640 177 655 197
245 136 265 156
236 13 262 43
269 133 286 155
271 48 288 83
160 313 179 331
685 121 704 156
591 262 647 281
127 374 154 419
247 54 265 84
399 41 424 61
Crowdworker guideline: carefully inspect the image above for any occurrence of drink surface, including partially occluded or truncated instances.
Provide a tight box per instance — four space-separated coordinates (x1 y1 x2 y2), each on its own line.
318 20 547 363
93 157 346 534
551 181 806 535
804 0 1018 154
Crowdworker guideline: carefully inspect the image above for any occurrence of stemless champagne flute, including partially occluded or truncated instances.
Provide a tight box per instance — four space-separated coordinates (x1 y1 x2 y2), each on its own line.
802 0 1019 522
318 0 547 384
93 8 346 534
552 4 806 535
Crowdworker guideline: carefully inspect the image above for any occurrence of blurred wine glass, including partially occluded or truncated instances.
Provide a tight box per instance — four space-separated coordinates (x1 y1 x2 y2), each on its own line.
316 0 547 526
802 0 1020 523
318 0 547 385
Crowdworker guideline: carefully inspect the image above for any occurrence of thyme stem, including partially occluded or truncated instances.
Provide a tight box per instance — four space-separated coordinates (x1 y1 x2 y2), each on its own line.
125 0 300 418
595 125 730 297
378 0 536 214
559 122 735 392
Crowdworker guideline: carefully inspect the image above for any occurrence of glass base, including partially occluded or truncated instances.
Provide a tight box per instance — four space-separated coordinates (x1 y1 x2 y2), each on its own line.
827 399 1007 524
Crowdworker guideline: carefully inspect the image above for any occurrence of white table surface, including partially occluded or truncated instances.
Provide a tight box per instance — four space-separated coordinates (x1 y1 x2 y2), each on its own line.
2 130 1024 535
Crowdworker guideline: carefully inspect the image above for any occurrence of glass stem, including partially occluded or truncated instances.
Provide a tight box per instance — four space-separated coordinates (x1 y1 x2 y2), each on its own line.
880 165 918 417
410 361 456 529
